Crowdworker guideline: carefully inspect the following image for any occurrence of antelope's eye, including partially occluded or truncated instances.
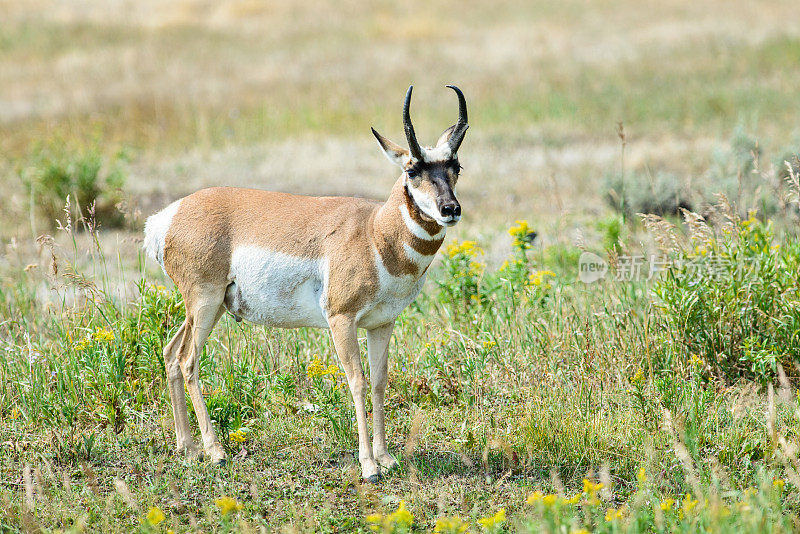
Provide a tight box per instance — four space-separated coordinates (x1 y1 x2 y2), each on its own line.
406 169 418 179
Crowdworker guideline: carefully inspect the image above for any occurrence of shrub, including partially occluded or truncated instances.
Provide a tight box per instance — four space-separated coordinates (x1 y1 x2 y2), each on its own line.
603 170 692 217
19 139 127 229
652 209 800 383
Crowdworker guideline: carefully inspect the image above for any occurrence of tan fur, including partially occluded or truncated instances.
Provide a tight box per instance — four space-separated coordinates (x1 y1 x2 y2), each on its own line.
163 182 440 314
156 178 446 473
151 86 467 479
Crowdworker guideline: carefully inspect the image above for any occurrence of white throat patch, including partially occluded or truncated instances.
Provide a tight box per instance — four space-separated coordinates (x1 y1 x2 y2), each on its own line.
398 204 446 241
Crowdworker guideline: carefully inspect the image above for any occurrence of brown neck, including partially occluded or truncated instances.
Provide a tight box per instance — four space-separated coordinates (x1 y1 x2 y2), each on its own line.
371 176 445 277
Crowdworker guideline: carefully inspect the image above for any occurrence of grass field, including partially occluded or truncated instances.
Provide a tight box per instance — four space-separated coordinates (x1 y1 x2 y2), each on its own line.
3 1 800 532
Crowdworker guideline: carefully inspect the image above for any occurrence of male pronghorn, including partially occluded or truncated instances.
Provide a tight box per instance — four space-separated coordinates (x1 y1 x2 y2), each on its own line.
144 85 469 482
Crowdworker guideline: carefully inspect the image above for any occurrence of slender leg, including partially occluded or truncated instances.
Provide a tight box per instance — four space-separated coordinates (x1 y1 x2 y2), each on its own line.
367 322 398 471
328 314 379 482
163 321 201 457
178 291 227 465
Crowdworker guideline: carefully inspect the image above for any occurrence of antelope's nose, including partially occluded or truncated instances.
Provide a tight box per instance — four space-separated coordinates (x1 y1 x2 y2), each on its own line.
440 202 461 218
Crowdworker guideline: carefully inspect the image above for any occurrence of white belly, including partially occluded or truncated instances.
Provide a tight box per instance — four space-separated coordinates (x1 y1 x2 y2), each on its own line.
225 246 329 328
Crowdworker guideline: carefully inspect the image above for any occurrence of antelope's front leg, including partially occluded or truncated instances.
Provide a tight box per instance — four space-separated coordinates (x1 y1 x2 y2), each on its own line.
328 314 380 483
367 322 398 471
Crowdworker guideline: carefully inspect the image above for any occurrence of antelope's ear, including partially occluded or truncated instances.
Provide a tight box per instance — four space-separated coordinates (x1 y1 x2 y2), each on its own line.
372 127 410 168
435 124 457 148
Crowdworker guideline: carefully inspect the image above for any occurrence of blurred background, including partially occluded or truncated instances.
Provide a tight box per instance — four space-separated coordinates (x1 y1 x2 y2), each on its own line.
2 0 800 267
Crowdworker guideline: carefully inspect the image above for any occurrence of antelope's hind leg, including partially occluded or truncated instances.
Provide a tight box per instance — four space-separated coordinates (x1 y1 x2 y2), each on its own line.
164 320 202 459
176 287 228 465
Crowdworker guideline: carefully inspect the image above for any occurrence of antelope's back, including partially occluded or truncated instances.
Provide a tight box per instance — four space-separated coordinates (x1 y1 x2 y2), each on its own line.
145 187 381 292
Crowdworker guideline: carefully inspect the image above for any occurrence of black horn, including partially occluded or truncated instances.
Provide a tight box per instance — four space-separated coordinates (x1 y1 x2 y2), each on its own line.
403 85 425 161
446 85 469 153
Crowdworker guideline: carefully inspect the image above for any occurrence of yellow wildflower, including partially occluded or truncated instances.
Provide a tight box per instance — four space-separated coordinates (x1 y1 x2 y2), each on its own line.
565 493 581 504
306 355 341 379
368 501 414 531
509 220 536 248
682 493 698 513
228 428 249 443
366 513 383 529
583 479 604 494
508 220 531 238
93 327 115 343
74 338 91 351
387 501 413 526
630 369 645 387
307 355 325 378
215 496 243 516
434 516 468 533
11 407 21 420
605 507 624 521
468 261 484 275
445 240 483 258
477 508 506 530
689 353 705 369
571 529 590 534
660 499 675 511
146 507 165 526
637 467 647 484
529 270 555 287
542 494 558 506
773 479 785 490
526 491 543 505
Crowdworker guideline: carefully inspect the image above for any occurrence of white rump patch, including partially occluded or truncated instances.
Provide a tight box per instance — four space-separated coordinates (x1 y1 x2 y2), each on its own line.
398 204 446 241
143 199 182 272
226 246 328 329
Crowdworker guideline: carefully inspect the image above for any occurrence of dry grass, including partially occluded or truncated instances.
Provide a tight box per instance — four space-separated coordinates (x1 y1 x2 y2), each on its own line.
3 2 800 531
2 0 800 247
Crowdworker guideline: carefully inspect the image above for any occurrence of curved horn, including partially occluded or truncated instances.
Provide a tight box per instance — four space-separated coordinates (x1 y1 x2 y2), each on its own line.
402 85 424 161
446 85 469 153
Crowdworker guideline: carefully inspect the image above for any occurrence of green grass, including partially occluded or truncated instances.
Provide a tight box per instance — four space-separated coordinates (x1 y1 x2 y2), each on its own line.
4 1 800 531
3 192 800 532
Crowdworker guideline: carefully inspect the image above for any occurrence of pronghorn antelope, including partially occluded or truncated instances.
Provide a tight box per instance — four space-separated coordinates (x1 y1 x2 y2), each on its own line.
143 85 469 482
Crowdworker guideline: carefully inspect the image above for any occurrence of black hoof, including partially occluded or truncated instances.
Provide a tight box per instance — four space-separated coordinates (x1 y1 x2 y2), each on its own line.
363 473 381 484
